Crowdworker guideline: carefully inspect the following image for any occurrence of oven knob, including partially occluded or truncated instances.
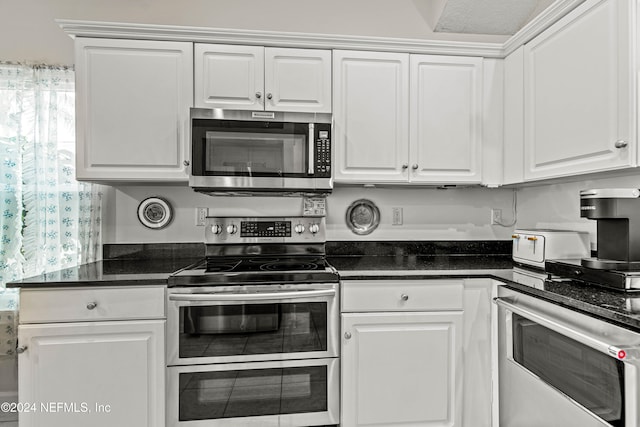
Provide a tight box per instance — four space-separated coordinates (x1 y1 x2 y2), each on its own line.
210 224 222 235
294 224 305 234
226 224 237 235
309 223 320 234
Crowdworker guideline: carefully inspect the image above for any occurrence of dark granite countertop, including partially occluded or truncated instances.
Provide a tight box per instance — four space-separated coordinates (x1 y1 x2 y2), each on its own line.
6 258 200 288
8 240 640 332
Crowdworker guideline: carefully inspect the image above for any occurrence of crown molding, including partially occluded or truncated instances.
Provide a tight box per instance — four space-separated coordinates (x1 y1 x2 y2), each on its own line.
57 0 587 60
502 0 587 56
56 19 505 57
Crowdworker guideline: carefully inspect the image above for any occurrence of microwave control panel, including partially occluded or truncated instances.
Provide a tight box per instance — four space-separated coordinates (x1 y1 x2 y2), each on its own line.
315 126 331 177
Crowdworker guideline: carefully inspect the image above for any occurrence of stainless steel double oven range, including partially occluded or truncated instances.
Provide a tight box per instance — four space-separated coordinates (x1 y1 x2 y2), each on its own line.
167 216 339 427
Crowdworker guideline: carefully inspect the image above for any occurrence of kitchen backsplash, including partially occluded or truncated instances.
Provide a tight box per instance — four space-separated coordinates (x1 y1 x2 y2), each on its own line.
103 185 516 243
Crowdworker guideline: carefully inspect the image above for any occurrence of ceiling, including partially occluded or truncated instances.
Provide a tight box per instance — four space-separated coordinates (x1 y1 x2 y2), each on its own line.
431 0 556 35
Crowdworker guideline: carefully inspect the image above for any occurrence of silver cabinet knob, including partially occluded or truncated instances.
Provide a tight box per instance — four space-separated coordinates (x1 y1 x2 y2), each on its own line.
255 92 262 99
183 160 190 166
412 164 419 170
266 93 273 100
402 163 408 170
344 332 352 340
86 302 98 310
401 294 409 301
16 346 27 354
615 140 628 148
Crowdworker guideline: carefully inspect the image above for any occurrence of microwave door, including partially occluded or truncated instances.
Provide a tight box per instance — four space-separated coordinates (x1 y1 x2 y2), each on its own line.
205 131 307 177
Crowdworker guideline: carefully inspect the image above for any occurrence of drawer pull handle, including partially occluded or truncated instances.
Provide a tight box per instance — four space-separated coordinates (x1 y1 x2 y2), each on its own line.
344 332 352 340
401 294 409 301
16 346 27 354
86 302 98 310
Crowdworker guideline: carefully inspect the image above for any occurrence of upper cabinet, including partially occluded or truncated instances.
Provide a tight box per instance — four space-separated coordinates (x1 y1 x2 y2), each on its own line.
333 50 483 184
521 0 634 181
75 38 193 182
410 55 483 183
194 44 332 113
333 51 410 182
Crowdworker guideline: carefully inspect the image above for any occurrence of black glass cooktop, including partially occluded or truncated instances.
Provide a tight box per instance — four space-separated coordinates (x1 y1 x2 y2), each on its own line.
169 256 339 287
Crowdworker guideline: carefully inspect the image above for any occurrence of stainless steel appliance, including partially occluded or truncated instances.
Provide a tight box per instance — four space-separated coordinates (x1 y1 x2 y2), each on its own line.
580 188 640 270
189 108 332 196
496 287 640 427
167 216 339 427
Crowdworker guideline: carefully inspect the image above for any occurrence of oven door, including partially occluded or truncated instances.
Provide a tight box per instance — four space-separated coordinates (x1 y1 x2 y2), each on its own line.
496 288 640 427
167 357 339 427
167 284 339 365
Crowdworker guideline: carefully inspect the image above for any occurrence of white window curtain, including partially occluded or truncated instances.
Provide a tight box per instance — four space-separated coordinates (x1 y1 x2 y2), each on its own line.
0 62 102 293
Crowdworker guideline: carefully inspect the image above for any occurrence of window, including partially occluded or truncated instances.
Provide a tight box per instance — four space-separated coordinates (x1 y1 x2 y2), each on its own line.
0 63 102 288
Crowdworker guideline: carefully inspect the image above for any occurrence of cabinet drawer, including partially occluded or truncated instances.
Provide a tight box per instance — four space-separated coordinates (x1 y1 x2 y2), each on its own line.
341 280 463 312
20 286 166 323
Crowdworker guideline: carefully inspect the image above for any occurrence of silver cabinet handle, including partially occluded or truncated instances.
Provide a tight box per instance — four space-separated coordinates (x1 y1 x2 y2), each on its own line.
86 302 98 310
267 93 273 100
615 140 628 148
255 92 262 99
402 163 408 169
344 332 352 340
16 346 27 354
412 164 419 170
183 160 190 167
401 294 409 301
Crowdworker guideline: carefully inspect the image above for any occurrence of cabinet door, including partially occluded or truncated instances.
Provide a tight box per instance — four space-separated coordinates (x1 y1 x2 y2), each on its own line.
503 46 525 185
333 50 409 182
75 38 193 181
523 0 633 180
194 44 264 110
265 47 332 113
410 55 483 183
341 312 463 427
18 320 165 427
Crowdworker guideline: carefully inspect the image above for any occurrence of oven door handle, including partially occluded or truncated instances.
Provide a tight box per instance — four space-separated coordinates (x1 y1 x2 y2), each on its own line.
494 297 640 361
169 288 335 302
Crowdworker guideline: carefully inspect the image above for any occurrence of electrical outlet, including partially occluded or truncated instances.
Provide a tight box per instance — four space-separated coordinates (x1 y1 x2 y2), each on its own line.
392 207 403 226
491 208 502 225
195 207 208 226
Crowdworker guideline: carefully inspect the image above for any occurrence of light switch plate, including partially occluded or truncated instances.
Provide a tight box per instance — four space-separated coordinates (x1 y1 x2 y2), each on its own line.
392 207 403 225
195 207 207 226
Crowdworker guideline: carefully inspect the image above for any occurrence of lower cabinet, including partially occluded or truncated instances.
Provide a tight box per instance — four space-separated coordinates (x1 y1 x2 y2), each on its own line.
340 280 464 427
17 286 166 427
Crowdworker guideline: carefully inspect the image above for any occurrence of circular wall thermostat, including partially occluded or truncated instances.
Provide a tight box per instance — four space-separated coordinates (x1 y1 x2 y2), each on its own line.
346 199 380 235
137 197 173 229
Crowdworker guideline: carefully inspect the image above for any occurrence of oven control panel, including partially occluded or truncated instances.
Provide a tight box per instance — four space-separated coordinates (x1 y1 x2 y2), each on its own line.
205 216 325 243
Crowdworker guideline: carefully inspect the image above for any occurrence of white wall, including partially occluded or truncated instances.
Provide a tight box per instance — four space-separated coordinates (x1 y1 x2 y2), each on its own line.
104 185 516 243
0 0 508 65
514 172 640 251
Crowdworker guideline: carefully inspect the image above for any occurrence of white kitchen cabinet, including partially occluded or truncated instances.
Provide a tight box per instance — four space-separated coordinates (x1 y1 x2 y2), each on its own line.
522 0 634 181
333 50 410 182
17 286 165 427
75 38 193 182
333 50 483 184
341 280 463 427
502 46 525 185
410 55 483 183
195 44 331 113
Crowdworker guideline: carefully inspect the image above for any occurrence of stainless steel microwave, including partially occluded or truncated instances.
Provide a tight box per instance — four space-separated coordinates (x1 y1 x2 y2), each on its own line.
189 108 332 196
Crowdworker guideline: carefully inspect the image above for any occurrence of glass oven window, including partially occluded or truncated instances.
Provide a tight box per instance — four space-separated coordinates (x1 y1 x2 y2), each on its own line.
512 313 625 426
178 365 327 421
179 302 328 358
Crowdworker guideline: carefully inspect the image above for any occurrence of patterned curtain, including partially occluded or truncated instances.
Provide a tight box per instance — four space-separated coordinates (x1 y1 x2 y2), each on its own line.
0 63 102 352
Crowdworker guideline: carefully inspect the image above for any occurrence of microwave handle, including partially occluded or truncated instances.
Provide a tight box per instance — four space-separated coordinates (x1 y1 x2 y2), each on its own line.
170 288 335 302
494 297 640 361
308 123 315 175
